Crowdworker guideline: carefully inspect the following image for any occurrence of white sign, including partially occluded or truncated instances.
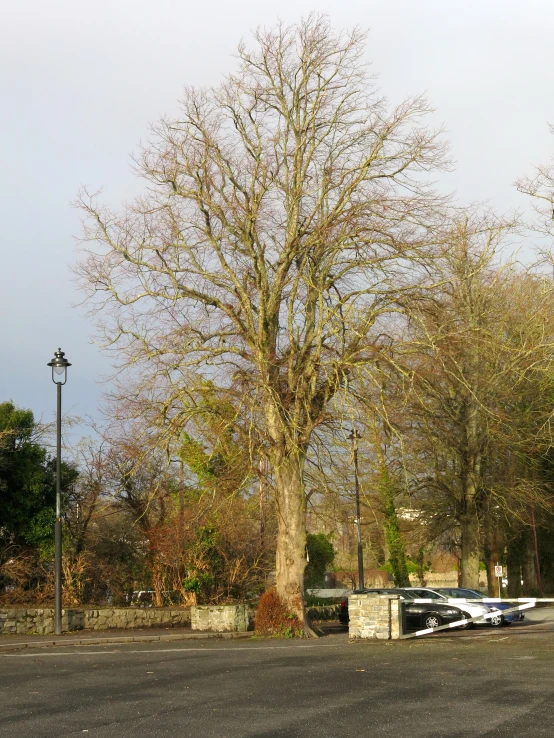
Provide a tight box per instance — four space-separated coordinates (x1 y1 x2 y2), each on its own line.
495 565 503 577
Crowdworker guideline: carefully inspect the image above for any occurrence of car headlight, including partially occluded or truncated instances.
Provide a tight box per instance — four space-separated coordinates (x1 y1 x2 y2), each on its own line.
490 606 500 612
444 609 459 615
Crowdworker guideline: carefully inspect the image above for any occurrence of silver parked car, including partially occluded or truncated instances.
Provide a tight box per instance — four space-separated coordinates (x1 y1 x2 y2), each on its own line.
433 588 524 625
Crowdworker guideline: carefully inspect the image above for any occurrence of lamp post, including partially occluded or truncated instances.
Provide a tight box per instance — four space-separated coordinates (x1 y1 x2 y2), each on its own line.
47 348 71 635
348 429 364 590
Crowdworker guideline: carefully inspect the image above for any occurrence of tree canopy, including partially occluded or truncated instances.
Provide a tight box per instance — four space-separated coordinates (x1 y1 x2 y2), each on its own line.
0 401 77 552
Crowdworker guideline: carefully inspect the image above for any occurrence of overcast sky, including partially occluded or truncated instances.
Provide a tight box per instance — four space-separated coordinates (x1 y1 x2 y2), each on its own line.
1 0 554 429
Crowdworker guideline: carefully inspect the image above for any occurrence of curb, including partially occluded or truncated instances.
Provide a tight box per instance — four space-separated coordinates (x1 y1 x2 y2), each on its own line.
0 631 252 652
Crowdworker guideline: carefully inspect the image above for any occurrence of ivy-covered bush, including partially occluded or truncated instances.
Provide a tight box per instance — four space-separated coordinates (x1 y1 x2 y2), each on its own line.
304 533 335 589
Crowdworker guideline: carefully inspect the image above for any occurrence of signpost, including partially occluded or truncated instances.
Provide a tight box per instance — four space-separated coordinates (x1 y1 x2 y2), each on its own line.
495 563 503 598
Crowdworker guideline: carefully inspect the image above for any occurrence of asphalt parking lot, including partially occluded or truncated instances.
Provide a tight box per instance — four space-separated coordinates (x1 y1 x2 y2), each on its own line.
1 610 554 738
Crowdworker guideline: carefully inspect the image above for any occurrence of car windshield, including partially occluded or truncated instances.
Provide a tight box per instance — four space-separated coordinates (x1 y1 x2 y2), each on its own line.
459 589 485 599
396 590 416 600
436 588 484 599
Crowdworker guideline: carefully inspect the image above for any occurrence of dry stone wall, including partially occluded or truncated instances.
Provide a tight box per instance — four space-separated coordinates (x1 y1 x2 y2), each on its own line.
408 572 487 589
306 604 340 621
0 607 191 636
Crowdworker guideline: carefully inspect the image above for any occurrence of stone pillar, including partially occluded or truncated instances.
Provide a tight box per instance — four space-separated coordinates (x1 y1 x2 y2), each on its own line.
388 596 402 639
348 594 402 640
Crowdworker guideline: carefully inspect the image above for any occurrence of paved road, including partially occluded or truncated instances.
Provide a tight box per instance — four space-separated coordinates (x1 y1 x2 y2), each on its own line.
1 629 554 738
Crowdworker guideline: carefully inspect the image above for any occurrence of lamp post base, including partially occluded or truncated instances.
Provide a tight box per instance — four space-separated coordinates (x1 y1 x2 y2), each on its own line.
54 518 62 635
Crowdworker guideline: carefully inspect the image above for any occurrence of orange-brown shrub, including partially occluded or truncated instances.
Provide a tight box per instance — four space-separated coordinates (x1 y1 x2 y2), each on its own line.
255 589 303 637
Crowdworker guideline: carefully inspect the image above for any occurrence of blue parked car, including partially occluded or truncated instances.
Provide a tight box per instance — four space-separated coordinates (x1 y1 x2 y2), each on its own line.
433 588 525 625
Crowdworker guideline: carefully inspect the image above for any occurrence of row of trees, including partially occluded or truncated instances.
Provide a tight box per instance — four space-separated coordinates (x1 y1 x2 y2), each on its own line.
1 393 273 606
301 221 554 598
0 394 331 608
3 17 554 629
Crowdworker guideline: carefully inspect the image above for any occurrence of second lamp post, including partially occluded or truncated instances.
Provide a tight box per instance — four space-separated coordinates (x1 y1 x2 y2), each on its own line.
47 348 71 635
348 429 364 590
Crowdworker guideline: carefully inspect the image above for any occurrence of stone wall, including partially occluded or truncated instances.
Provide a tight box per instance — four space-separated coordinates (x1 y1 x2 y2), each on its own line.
334 569 394 589
408 571 487 588
348 594 402 640
0 607 191 636
307 604 340 621
305 589 351 599
191 605 249 632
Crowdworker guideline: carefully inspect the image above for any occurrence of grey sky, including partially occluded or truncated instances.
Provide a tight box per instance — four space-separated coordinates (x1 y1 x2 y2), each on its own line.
1 0 553 428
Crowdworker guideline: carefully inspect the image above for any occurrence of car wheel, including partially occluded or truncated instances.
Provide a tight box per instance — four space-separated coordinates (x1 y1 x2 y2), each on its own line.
423 613 442 629
489 613 503 627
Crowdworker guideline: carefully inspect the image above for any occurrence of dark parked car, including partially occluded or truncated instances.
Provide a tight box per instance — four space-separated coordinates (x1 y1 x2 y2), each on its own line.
339 588 465 631
433 588 525 625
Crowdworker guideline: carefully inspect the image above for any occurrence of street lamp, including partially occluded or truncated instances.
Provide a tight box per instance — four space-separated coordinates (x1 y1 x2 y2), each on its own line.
47 348 71 635
348 429 364 590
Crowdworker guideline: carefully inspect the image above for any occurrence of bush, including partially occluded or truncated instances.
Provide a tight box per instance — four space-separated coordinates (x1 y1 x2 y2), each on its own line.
255 589 303 637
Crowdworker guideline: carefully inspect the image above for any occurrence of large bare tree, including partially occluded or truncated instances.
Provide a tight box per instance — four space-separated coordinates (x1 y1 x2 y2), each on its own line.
76 15 447 627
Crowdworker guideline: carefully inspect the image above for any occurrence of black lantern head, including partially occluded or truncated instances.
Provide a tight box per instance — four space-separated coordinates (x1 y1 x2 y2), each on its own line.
47 348 71 385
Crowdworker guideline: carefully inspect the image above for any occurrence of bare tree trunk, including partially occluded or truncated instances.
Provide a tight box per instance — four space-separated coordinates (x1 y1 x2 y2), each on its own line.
151 558 163 607
272 452 311 633
416 547 427 587
521 537 538 594
484 522 504 596
459 396 482 589
530 508 542 592
459 509 480 588
485 554 503 597
506 530 524 597
506 560 522 598
259 458 266 546
485 557 493 596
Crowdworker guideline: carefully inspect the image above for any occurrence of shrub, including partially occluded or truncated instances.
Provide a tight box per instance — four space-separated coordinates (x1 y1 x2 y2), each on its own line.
255 589 303 637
